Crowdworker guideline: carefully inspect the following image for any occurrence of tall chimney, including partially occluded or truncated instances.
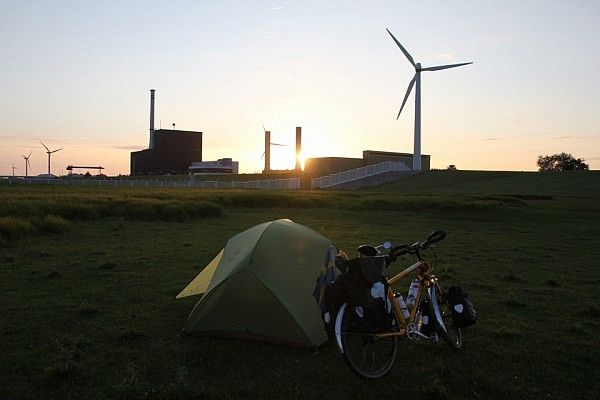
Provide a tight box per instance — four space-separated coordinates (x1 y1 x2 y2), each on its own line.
295 126 302 172
149 89 156 149
264 130 271 173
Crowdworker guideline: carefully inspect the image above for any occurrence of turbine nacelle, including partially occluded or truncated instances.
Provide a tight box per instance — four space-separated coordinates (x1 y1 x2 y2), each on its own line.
415 62 422 71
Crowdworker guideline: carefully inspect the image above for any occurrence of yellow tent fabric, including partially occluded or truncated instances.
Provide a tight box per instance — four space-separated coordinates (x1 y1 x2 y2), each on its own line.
176 249 224 299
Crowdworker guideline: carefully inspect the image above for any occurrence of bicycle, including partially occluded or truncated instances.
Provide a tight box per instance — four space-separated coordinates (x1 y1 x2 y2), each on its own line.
333 229 463 379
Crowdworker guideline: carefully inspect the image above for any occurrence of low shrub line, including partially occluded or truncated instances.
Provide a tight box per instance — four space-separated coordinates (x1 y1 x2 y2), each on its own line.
0 215 70 243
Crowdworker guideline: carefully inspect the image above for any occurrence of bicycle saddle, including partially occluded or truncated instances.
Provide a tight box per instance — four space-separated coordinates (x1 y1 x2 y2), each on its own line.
357 245 379 257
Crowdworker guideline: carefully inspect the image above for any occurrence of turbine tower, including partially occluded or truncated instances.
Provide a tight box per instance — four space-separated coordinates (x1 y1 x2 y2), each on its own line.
260 125 287 172
386 29 472 171
21 151 32 177
41 142 63 175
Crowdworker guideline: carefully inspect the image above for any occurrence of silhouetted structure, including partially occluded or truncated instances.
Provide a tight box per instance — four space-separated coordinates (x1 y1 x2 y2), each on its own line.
264 130 271 173
67 165 105 175
304 150 430 178
130 129 202 175
189 158 238 174
295 127 302 172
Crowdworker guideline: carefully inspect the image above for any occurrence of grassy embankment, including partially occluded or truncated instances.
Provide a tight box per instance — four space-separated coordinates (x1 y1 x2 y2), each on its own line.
1 170 599 399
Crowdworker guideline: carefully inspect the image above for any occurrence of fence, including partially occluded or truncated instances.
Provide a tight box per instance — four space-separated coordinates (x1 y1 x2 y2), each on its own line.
310 161 411 189
0 177 301 190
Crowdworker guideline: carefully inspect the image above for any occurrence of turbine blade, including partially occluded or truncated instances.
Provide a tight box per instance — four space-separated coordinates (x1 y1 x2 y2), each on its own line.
270 142 287 147
40 142 50 151
28 151 32 158
421 62 473 72
50 148 64 153
260 152 265 160
397 75 416 119
386 28 415 67
262 124 267 133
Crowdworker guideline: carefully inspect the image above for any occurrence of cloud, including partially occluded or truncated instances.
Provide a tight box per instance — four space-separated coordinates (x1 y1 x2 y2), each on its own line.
552 135 600 140
484 138 500 141
436 53 456 61
270 6 285 10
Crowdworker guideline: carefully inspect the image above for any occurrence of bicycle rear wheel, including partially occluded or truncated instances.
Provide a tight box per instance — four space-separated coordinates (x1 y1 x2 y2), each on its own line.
430 286 463 349
339 305 399 379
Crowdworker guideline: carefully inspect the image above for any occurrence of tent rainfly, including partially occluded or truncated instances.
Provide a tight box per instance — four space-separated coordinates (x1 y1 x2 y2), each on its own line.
177 219 333 348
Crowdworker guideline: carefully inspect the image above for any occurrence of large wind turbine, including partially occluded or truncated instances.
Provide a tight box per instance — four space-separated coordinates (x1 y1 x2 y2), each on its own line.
21 151 32 177
386 29 472 171
41 142 63 175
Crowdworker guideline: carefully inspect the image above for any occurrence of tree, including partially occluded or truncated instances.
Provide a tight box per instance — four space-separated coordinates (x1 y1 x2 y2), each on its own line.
537 153 589 171
447 164 457 171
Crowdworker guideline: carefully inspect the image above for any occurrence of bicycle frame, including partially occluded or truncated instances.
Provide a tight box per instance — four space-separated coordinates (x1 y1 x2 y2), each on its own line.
378 259 429 338
334 258 446 351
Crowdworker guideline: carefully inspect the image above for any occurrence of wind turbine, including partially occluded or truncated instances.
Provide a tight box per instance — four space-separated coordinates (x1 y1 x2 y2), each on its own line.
41 142 63 175
261 125 287 172
386 28 472 171
21 151 32 177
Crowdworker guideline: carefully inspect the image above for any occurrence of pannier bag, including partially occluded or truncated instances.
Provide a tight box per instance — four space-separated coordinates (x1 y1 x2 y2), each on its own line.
447 286 477 328
313 251 393 336
312 246 348 337
346 256 393 333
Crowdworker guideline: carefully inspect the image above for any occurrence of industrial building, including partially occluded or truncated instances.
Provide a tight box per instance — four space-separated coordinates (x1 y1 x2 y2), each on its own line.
130 90 203 175
304 150 430 178
130 129 203 175
189 158 239 174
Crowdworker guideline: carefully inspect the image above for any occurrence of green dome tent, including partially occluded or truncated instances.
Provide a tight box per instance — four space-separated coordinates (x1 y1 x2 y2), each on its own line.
177 219 333 348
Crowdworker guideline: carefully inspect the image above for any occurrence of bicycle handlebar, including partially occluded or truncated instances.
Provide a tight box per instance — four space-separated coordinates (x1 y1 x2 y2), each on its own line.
386 229 446 263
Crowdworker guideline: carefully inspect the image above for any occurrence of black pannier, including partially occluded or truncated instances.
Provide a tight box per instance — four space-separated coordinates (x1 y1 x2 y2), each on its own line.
315 254 393 336
447 286 477 328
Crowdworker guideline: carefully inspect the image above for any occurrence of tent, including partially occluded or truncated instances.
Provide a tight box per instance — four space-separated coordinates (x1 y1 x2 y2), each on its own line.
177 219 333 348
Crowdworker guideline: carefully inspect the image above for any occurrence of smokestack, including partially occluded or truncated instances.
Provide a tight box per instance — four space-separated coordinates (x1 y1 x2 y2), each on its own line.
149 89 156 148
264 130 271 173
295 126 302 172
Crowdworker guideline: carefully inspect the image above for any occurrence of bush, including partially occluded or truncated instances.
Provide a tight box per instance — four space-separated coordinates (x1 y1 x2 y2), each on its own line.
160 204 189 221
0 217 35 240
35 215 70 234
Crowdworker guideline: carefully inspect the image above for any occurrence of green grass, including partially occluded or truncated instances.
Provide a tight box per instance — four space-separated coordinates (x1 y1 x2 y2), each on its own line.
1 170 600 399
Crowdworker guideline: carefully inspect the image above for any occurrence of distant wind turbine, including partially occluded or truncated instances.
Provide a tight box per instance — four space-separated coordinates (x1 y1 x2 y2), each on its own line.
41 142 63 175
260 124 287 173
386 28 473 171
21 151 32 177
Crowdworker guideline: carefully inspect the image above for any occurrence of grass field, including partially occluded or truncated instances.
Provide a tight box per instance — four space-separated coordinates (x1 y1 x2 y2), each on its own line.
1 170 599 399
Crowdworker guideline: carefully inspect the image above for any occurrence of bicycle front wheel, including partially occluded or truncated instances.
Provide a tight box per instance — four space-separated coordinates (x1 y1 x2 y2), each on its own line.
339 305 399 379
430 286 463 349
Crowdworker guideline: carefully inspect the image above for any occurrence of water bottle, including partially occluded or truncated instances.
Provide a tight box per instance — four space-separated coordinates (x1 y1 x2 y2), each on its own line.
394 292 410 320
406 279 420 310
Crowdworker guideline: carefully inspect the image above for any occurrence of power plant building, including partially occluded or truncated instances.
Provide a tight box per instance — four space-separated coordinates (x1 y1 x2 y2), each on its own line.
130 90 203 175
130 129 202 175
304 150 430 178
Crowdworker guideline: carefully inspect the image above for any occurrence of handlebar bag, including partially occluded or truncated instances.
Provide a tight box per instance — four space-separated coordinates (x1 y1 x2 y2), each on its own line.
447 286 477 328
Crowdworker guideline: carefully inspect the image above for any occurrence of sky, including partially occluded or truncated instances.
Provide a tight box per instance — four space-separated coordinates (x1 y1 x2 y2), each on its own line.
1 0 599 176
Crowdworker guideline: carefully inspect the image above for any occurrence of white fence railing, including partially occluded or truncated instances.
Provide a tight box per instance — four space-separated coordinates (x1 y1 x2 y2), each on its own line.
0 177 301 190
311 161 410 189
